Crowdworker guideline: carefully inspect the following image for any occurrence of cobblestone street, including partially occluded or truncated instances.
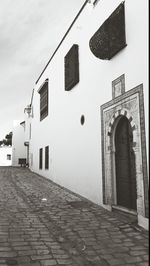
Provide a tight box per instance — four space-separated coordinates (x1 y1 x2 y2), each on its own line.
0 167 148 266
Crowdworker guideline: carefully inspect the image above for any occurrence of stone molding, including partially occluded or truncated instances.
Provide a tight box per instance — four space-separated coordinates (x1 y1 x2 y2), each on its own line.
101 84 148 219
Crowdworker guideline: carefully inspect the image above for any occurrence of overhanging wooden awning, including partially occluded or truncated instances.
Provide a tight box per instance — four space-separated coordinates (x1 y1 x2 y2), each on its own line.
89 2 126 60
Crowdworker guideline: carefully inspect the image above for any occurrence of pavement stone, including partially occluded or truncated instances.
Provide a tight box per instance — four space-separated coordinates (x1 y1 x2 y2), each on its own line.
0 166 149 266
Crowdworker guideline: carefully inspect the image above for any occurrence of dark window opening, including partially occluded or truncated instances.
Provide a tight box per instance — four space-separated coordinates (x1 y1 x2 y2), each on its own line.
39 148 43 169
64 44 79 91
45 146 49 170
39 80 48 121
7 154 11 160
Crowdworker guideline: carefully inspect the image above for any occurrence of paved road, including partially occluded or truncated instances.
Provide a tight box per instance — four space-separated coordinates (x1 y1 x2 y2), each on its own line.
0 167 148 266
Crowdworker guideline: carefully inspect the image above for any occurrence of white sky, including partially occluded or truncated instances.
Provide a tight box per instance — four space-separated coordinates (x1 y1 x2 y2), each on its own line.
0 0 84 139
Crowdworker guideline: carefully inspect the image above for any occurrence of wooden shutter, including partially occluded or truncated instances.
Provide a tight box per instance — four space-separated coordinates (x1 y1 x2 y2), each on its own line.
45 146 49 169
89 3 126 60
65 44 79 91
40 81 48 121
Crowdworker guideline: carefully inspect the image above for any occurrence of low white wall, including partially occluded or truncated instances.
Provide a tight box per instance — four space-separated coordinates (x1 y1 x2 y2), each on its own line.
12 120 26 166
0 146 12 166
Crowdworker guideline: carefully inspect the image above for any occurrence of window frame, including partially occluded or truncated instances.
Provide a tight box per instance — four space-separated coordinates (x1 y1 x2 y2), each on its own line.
38 79 49 121
64 44 79 91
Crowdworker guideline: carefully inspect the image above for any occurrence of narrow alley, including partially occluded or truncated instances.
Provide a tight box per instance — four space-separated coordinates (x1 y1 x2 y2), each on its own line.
0 167 148 266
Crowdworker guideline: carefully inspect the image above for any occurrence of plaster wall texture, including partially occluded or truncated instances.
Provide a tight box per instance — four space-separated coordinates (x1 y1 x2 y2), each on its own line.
24 116 30 142
29 0 148 206
0 146 12 166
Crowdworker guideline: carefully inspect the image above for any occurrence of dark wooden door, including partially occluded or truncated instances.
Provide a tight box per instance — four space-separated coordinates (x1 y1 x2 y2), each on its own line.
115 116 137 210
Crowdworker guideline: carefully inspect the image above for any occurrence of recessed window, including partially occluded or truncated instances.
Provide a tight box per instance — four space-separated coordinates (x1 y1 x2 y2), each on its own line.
45 146 49 170
38 80 48 121
39 148 43 169
64 44 79 91
7 154 11 160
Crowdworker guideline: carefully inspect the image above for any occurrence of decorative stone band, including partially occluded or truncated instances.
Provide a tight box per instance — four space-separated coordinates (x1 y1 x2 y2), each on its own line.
101 84 149 219
107 109 136 136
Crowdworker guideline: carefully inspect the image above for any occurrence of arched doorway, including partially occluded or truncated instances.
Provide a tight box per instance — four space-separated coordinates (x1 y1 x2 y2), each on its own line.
115 116 137 210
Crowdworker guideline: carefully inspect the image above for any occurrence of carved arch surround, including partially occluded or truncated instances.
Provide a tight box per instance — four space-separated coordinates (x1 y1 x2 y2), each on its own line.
101 85 148 218
107 113 137 207
107 108 136 136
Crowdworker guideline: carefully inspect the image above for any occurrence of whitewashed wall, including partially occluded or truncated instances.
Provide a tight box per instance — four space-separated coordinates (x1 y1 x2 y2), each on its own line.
24 111 32 166
30 0 148 206
12 120 26 166
0 146 12 166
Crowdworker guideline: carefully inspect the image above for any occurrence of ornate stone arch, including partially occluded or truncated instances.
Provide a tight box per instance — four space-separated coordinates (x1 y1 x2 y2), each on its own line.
107 108 136 137
106 109 137 207
101 84 148 221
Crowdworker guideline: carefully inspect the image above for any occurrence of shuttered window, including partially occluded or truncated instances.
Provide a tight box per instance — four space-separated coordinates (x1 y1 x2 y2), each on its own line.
89 3 126 60
39 148 43 169
64 44 79 91
45 146 49 169
39 80 48 121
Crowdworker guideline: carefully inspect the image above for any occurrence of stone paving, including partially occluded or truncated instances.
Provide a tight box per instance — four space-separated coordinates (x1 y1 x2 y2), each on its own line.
0 167 149 266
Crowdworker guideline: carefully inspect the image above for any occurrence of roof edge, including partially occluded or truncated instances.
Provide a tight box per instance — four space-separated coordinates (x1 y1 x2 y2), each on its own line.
35 0 88 84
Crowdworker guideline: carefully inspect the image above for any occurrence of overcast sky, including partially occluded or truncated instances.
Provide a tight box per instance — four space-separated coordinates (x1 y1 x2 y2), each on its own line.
0 0 84 139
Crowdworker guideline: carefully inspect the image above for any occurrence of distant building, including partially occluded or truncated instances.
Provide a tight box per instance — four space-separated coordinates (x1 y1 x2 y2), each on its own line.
12 120 26 166
0 146 12 166
24 0 148 229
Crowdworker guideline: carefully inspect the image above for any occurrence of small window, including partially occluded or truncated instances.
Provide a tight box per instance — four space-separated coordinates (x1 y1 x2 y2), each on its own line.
64 44 79 91
7 154 11 160
39 148 43 169
45 146 49 170
38 80 48 121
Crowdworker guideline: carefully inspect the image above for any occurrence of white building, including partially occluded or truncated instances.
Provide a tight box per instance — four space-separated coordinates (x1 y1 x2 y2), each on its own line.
12 120 26 166
24 0 149 229
0 146 12 166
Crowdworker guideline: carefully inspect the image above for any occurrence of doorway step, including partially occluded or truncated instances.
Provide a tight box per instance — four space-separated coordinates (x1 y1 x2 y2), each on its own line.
112 205 137 225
